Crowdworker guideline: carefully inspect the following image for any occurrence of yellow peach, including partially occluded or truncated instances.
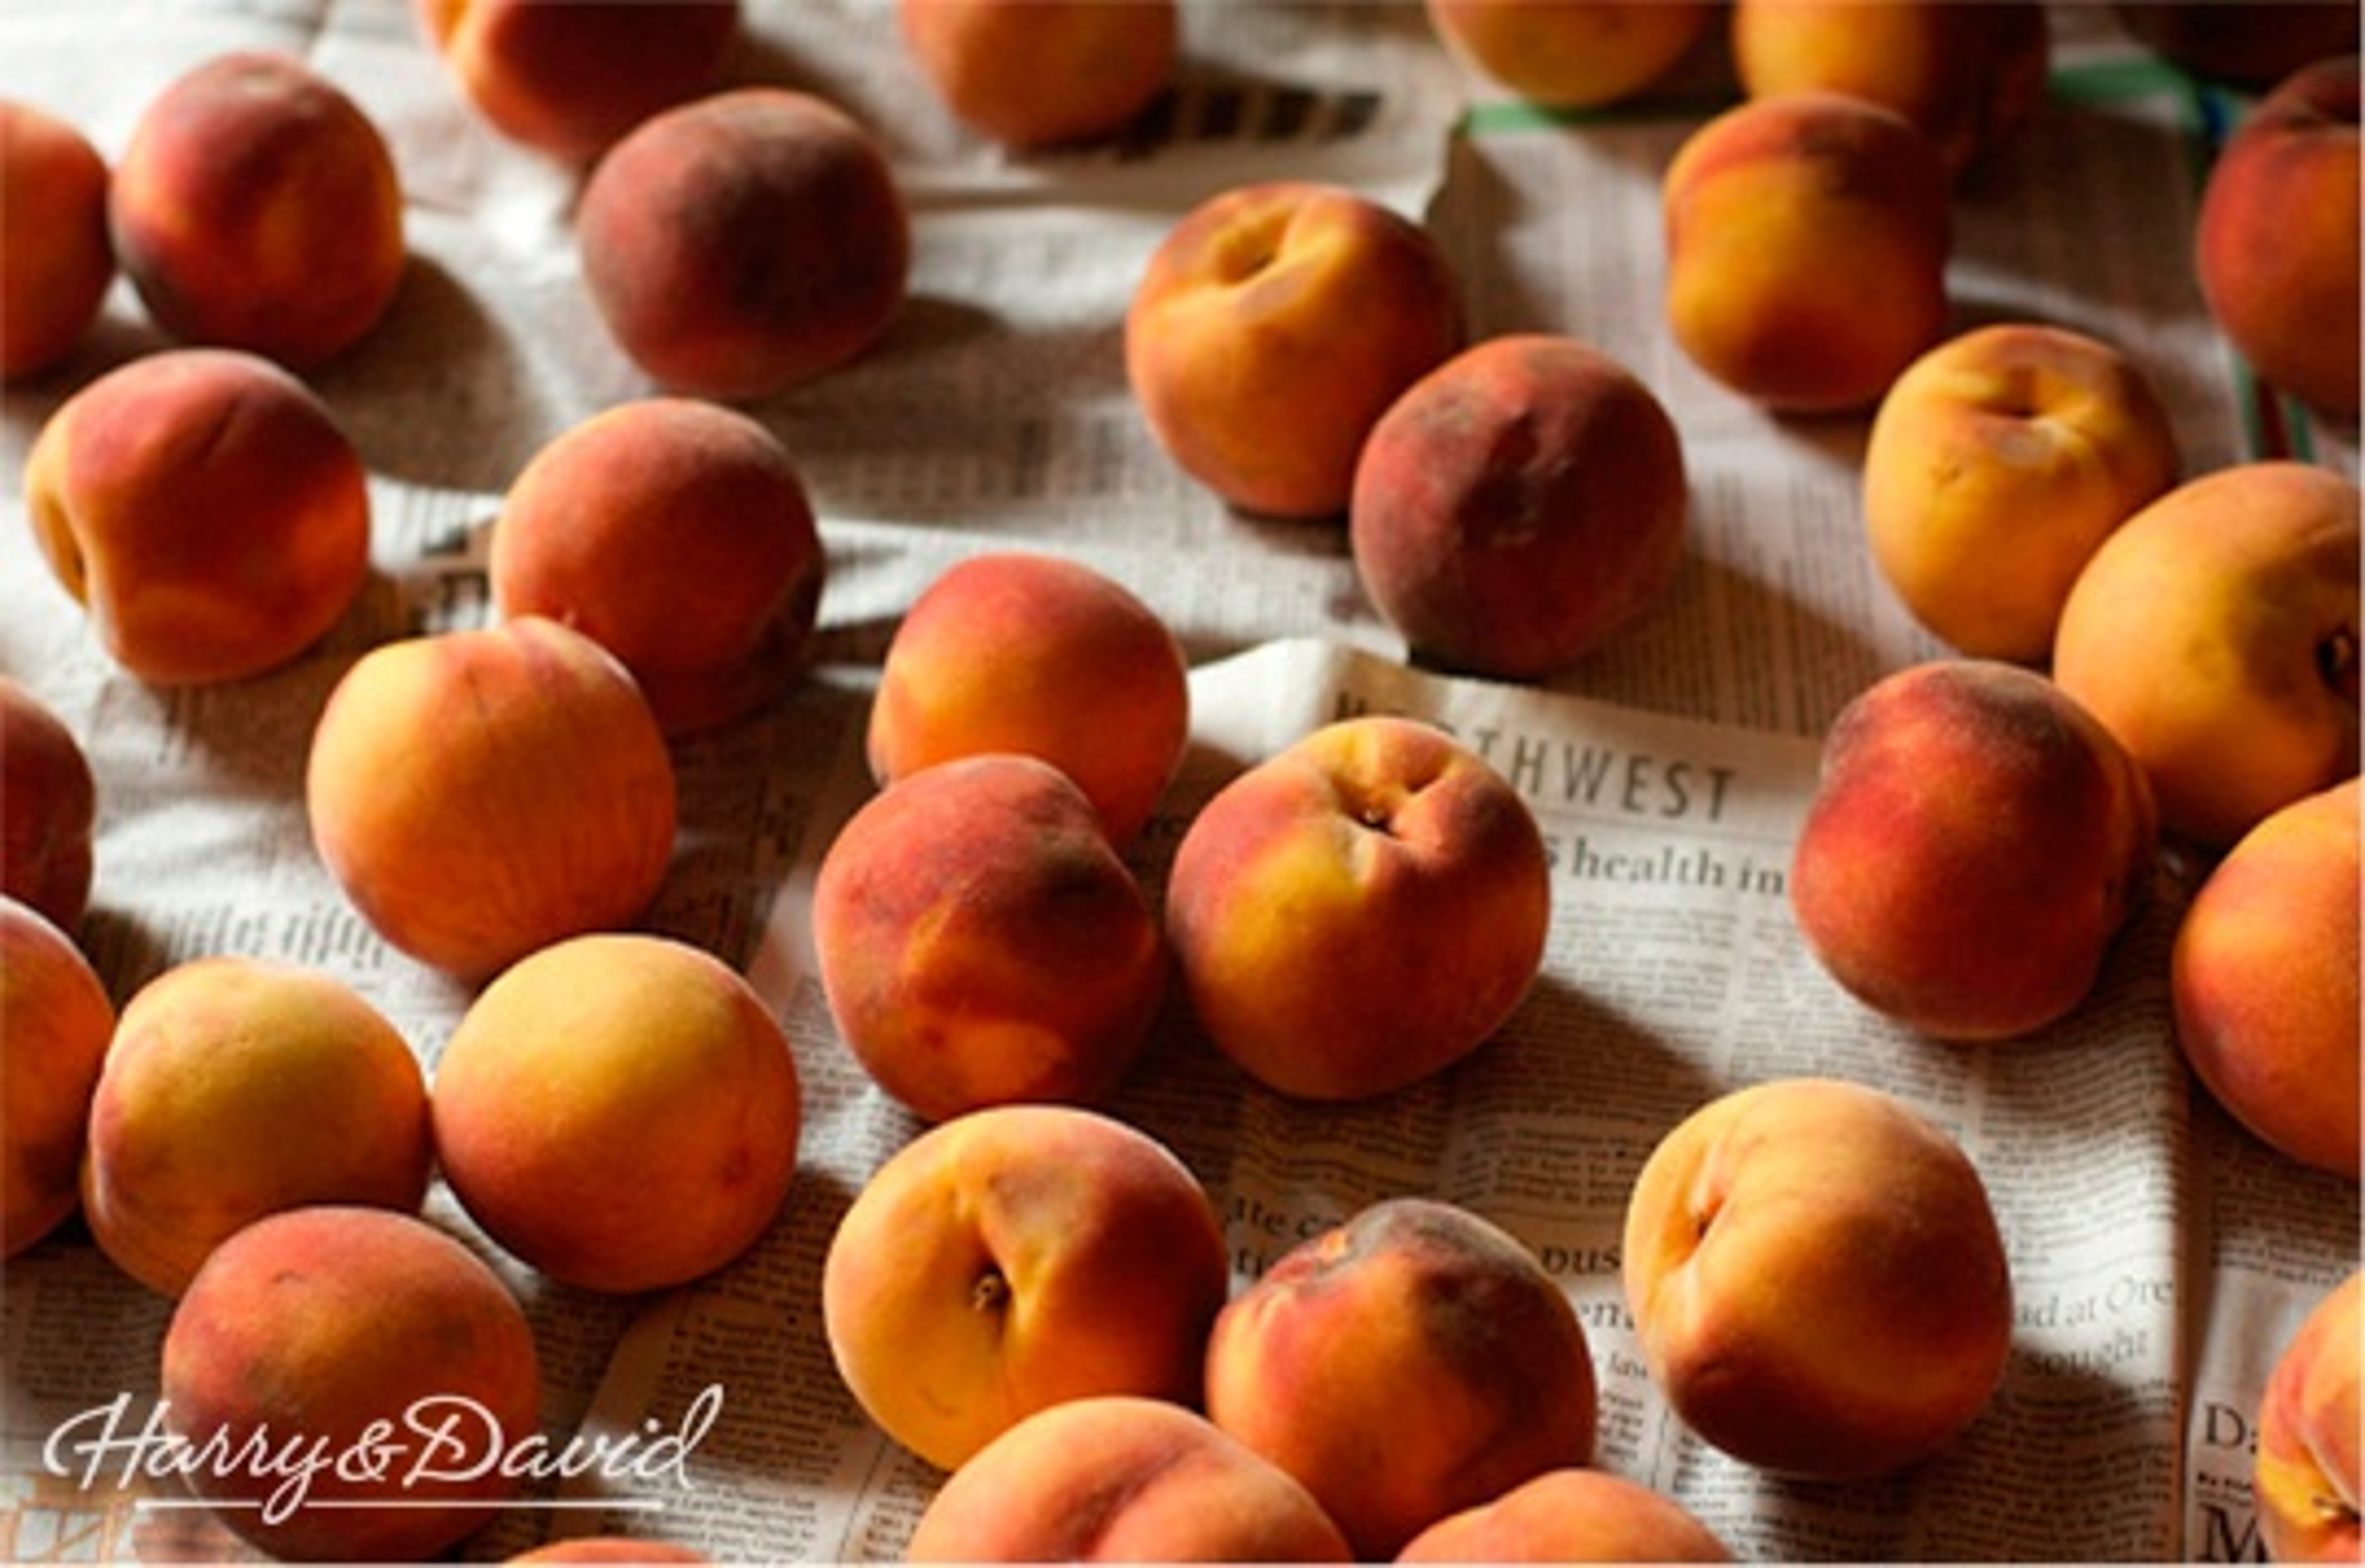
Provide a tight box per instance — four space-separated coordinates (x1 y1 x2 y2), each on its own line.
1424 0 1716 110
1 897 113 1259
899 0 1178 147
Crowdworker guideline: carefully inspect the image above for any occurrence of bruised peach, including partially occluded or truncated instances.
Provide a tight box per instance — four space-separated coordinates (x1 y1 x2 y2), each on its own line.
899 0 1178 147
0 100 113 379
1 676 96 934
0 897 113 1259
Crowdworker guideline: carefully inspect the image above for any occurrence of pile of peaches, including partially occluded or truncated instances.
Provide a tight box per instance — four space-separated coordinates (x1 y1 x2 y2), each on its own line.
2 0 2359 1562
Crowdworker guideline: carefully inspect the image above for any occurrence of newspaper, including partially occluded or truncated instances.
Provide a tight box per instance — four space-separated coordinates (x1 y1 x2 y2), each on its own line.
1 1 2357 1562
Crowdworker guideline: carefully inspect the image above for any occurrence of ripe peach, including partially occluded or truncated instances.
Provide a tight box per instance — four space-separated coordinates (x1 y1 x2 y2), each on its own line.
905 1396 1352 1562
820 1104 1231 1473
2052 460 2361 849
1348 332 1689 680
812 754 1166 1123
1 676 96 934
417 0 740 161
899 0 1178 148
2114 3 2360 92
110 51 404 368
1789 659 2157 1041
1165 714 1550 1100
0 897 113 1259
1205 1197 1598 1559
2255 1270 2364 1564
161 1204 543 1562
1663 91 1952 413
866 552 1191 847
305 616 678 981
1862 321 2183 663
509 1543 709 1564
1395 1466 1733 1563
1622 1077 2013 1480
1423 0 1716 110
1126 180 1464 520
23 347 373 686
490 398 826 735
431 932 801 1293
0 100 113 380
2172 778 2360 1177
578 87 909 400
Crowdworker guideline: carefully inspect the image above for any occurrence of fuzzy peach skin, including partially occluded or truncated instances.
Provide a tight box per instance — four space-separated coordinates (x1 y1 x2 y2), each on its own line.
1126 180 1464 520
1165 714 1550 1101
1423 0 1716 110
2195 55 2360 421
1 677 96 934
0 897 113 1259
305 616 678 981
1863 322 2182 663
2171 778 2360 1178
820 1104 1232 1473
1205 1197 1598 1560
432 932 801 1293
417 0 740 161
578 87 909 401
906 1395 1353 1562
900 0 1178 148
1622 1077 2014 1481
1662 91 1952 414
161 1205 543 1563
2255 1270 2364 1564
1789 659 2157 1041
0 100 113 379
813 754 1166 1122
2052 460 2360 850
110 51 403 367
1349 333 1689 681
490 397 826 735
23 347 373 686
1395 1466 1733 1563
867 552 1191 847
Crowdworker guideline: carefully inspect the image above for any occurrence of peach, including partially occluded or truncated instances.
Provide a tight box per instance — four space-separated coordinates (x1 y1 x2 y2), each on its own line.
1126 180 1464 520
899 0 1178 148
2052 460 2361 849
1 676 96 934
0 100 113 380
820 1104 1231 1473
905 1396 1352 1562
2171 778 2360 1177
23 347 373 686
1395 1466 1733 1563
2255 1270 2364 1564
431 932 800 1294
1164 714 1550 1100
1622 1077 2014 1480
578 87 909 400
812 754 1166 1123
489 398 826 735
509 1543 709 1564
1789 658 2157 1041
160 1204 543 1562
1205 1197 1598 1560
1423 0 1716 110
2194 55 2360 421
1662 91 1952 413
417 0 740 162
110 51 404 368
305 616 678 981
0 897 113 1259
1862 321 2183 663
866 552 1191 847
1348 332 1689 680
2113 3 2360 91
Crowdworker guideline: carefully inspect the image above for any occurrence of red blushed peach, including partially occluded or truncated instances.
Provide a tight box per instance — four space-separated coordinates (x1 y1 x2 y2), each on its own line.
1396 1467 1733 1563
1205 1197 1598 1560
906 1396 1352 1562
1348 333 1688 680
2255 1270 2364 1564
812 754 1166 1123
490 398 826 735
110 51 404 368
2171 779 2360 1177
1126 181 1465 520
23 347 373 686
1 677 96 934
417 0 740 162
1424 0 1716 110
0 100 113 380
1165 715 1550 1101
161 1205 543 1563
1622 1077 2014 1481
578 87 909 400
820 1104 1232 1473
1 897 113 1259
899 0 1178 148
867 552 1191 847
305 616 678 982
1789 659 2157 1041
